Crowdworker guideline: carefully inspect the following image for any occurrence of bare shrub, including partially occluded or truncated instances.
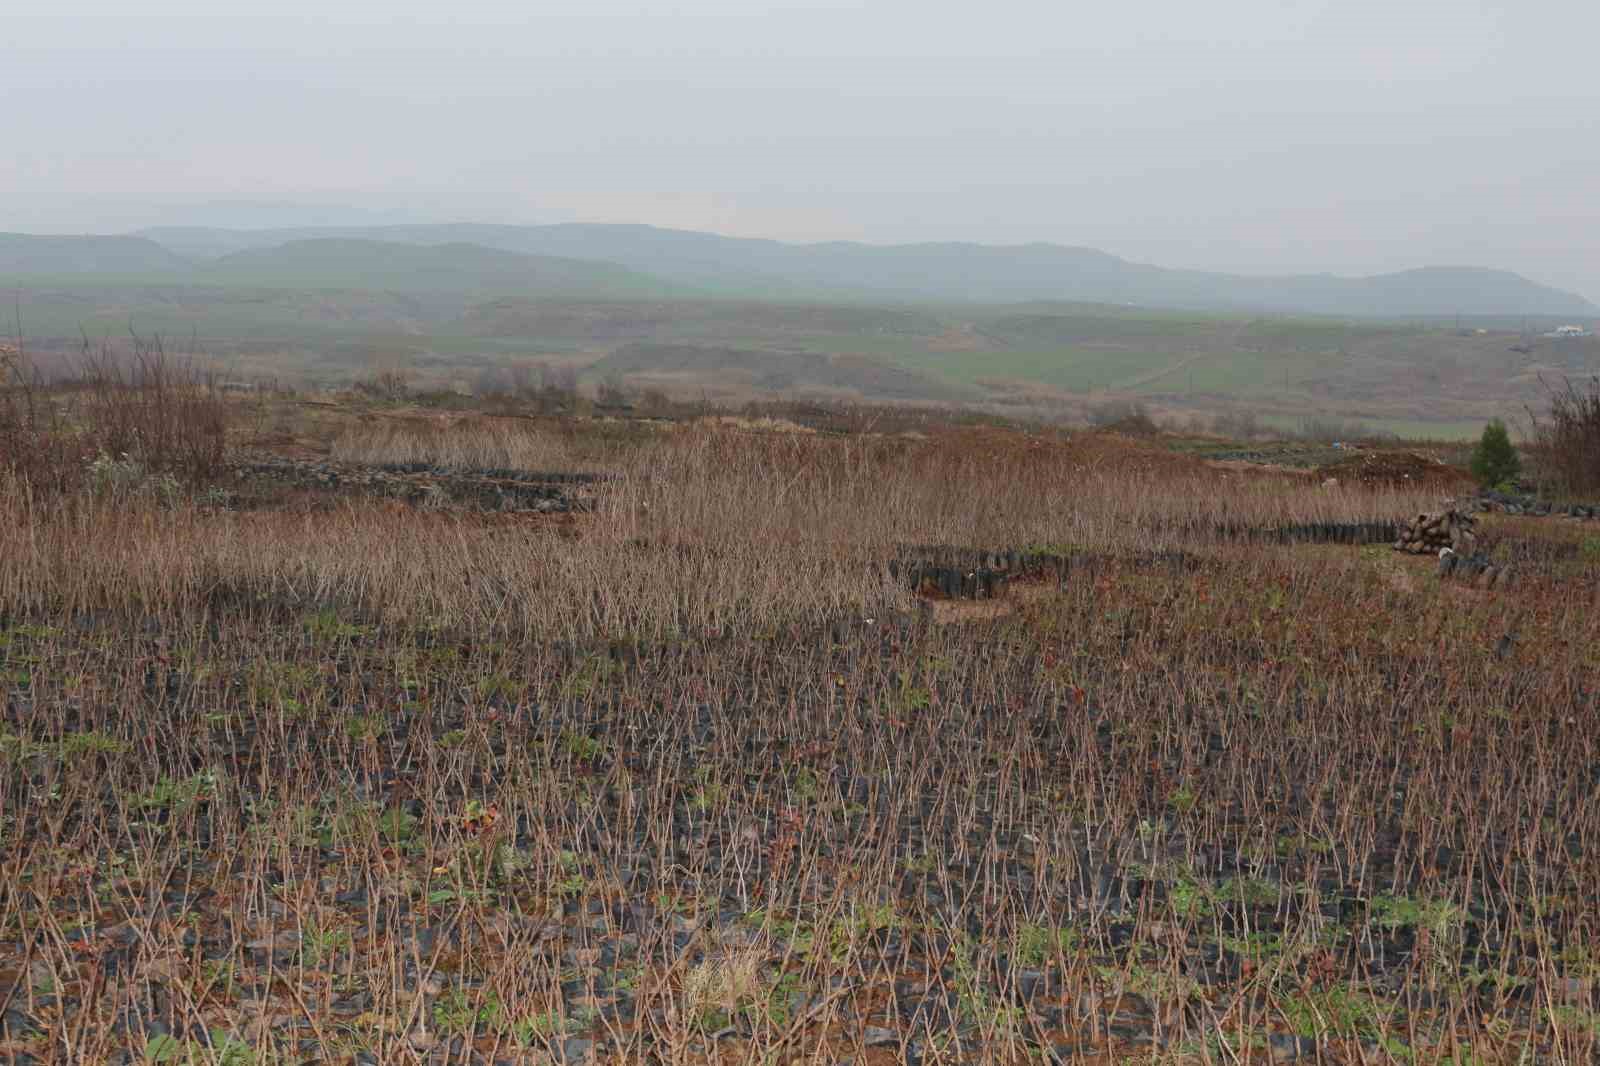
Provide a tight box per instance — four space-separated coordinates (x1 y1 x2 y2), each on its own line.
596 372 632 410
76 339 229 485
0 343 91 494
533 364 580 413
1529 375 1600 495
356 366 414 403
638 387 674 415
1212 408 1268 440
1087 399 1158 435
1 338 229 494
1293 416 1370 443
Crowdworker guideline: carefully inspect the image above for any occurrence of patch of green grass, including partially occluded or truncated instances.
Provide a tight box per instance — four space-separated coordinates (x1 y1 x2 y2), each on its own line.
1 729 129 763
1368 893 1463 937
301 608 369 642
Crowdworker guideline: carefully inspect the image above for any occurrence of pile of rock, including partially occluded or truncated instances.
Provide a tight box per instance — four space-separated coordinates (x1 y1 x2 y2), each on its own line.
1393 509 1477 555
1471 488 1599 519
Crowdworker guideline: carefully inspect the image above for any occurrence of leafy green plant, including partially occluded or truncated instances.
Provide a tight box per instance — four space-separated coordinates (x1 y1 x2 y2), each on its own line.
1168 875 1214 918
560 729 604 763
691 766 726 810
1368 894 1462 937
475 672 518 700
1280 984 1390 1041
302 608 368 642
550 848 587 898
343 713 386 741
378 806 418 846
58 730 130 759
1166 784 1200 814
559 655 615 699
510 1010 566 1044
300 922 352 967
137 770 218 811
432 987 503 1034
143 1030 257 1065
1016 921 1077 967
1544 1004 1600 1036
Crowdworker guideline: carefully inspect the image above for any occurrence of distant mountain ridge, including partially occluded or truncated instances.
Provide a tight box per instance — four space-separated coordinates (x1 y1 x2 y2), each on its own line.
4 223 1591 317
0 232 685 301
132 223 1595 317
200 238 682 298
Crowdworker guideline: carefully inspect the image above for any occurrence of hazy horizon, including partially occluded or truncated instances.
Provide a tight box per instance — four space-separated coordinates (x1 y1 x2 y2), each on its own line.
7 1 1597 302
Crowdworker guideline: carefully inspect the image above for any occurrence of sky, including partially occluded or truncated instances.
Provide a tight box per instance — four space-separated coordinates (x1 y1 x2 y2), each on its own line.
5 0 1598 301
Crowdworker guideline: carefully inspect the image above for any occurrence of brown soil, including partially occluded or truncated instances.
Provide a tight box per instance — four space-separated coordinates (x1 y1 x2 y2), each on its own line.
1314 449 1474 489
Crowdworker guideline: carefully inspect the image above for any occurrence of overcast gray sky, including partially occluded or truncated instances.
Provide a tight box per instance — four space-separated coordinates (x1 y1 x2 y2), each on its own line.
5 0 1597 301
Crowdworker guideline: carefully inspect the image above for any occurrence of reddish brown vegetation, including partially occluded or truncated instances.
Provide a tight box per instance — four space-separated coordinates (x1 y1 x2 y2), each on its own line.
0 393 1595 1065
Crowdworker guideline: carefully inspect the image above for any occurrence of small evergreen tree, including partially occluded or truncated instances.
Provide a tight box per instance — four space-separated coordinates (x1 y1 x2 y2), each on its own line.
1470 418 1520 487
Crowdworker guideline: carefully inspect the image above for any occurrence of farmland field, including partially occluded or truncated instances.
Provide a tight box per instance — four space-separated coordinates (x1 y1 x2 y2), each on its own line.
1 376 1598 1066
9 276 1600 436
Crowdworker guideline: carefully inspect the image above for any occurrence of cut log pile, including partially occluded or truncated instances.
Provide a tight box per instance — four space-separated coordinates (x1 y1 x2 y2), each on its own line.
1393 509 1477 555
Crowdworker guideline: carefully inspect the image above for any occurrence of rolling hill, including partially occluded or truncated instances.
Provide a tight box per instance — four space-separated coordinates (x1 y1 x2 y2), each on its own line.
195 238 685 299
135 222 1597 317
0 233 190 278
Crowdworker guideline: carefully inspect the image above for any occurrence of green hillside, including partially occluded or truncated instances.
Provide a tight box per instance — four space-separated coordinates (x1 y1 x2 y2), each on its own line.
197 239 684 299
135 223 1598 316
0 233 189 278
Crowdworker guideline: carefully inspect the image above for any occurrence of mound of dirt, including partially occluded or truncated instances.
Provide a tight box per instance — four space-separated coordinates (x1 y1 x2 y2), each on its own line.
1315 450 1472 489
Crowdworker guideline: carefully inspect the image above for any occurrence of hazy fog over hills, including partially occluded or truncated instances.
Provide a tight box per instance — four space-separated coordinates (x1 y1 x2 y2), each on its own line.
0 234 191 278
109 217 1587 313
4 0 1595 433
5 1 1597 303
7 223 1583 317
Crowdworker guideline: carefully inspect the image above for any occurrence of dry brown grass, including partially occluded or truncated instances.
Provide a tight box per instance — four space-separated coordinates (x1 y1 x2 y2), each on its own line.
331 414 580 471
0 422 1460 640
0 398 1595 1065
